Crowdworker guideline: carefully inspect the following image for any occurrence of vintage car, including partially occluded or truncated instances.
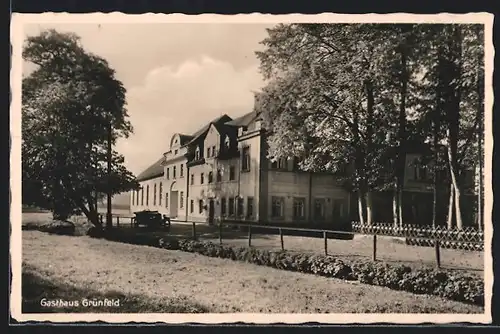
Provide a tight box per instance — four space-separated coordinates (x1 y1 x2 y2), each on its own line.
132 210 170 229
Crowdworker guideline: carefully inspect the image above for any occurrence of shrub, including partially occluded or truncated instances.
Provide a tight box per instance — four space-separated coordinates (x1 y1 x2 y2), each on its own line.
88 230 483 306
24 220 76 236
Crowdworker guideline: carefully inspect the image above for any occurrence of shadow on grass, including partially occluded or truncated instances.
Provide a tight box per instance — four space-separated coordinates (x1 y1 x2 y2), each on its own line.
22 268 211 313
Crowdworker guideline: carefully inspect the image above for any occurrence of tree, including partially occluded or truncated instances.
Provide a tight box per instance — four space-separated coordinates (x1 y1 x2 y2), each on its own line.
412 24 484 229
256 24 398 225
22 29 139 226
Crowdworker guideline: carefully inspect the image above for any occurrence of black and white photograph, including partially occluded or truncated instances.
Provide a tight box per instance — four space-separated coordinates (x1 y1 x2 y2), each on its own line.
10 13 494 324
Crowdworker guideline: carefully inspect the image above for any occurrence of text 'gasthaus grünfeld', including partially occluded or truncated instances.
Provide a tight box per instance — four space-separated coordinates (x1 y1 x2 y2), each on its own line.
40 298 121 308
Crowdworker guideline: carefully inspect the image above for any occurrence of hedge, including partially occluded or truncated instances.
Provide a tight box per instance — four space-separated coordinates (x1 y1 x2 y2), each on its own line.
22 220 76 236
89 228 484 307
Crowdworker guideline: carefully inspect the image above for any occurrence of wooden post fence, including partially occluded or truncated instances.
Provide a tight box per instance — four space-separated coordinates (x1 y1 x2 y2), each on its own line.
279 228 284 251
434 239 441 268
323 231 328 256
192 222 197 240
372 234 377 261
248 226 252 247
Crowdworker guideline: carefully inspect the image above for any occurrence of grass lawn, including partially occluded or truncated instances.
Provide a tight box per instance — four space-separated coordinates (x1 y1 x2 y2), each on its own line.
22 265 209 313
22 231 483 313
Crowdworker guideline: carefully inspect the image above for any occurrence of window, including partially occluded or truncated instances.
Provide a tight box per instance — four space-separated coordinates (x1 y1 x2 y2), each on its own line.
292 157 300 171
132 191 135 206
153 183 157 206
314 198 326 220
272 157 288 169
216 169 222 182
224 136 230 150
221 198 226 216
200 173 204 184
237 197 244 217
208 171 213 183
159 183 163 206
271 197 284 218
293 197 306 220
242 146 250 172
180 191 184 208
173 166 177 179
174 149 178 155
279 158 287 169
414 165 428 181
166 168 170 180
180 164 184 177
141 188 144 205
212 145 217 157
207 147 211 158
246 197 254 219
195 147 200 160
165 192 169 208
199 200 204 213
190 174 194 185
190 200 194 213
229 166 235 181
228 198 235 216
332 199 345 218
146 185 149 206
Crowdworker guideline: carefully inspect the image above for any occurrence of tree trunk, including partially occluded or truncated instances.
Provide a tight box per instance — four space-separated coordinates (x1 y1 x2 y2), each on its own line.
453 183 463 229
445 25 464 230
475 25 484 231
392 191 399 227
358 191 365 225
365 192 373 225
432 168 438 228
447 184 455 229
395 41 408 228
432 94 441 228
358 191 366 225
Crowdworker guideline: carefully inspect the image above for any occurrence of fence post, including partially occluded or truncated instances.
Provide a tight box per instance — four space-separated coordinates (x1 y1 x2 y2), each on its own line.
279 228 284 251
248 225 252 247
192 222 197 240
323 231 328 256
434 239 441 268
116 216 120 228
219 221 222 245
372 234 377 261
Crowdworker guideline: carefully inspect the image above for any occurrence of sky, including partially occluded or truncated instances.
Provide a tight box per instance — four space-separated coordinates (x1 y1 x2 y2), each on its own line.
22 23 274 176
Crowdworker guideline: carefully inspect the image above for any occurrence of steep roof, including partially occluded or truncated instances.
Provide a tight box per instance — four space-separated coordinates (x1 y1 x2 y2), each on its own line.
135 156 165 182
178 134 194 146
225 110 259 127
182 114 233 147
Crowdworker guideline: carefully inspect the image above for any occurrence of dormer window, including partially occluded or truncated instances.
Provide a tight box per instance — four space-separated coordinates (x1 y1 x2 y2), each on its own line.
195 147 200 160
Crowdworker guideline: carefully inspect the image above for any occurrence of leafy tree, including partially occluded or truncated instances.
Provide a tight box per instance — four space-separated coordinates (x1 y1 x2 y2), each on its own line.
22 29 139 226
256 24 400 225
415 24 484 229
256 23 484 229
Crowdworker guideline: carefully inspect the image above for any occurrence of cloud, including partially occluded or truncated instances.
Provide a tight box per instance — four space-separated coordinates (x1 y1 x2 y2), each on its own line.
116 55 264 175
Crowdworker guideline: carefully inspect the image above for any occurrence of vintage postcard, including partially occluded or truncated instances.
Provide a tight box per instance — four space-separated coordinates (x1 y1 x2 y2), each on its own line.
10 12 494 324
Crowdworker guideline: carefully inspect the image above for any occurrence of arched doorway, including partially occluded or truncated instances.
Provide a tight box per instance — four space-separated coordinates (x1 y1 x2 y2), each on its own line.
169 181 179 218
